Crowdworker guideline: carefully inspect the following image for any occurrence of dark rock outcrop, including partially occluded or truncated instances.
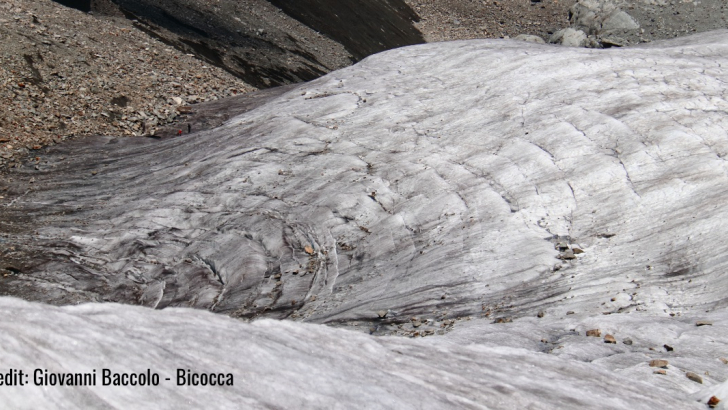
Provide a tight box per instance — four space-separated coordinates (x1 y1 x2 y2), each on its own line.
266 0 423 60
53 0 91 12
107 0 347 88
52 0 425 88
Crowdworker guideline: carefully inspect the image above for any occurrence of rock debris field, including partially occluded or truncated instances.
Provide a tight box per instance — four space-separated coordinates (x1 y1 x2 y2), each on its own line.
2 23 728 407
0 0 253 168
406 0 728 48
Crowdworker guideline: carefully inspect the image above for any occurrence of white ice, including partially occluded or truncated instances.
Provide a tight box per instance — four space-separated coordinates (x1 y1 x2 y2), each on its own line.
5 30 728 408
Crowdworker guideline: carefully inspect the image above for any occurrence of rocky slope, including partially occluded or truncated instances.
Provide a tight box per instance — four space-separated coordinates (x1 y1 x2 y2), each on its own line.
565 0 728 48
106 0 356 88
405 0 576 42
0 0 254 169
407 0 728 48
85 0 426 89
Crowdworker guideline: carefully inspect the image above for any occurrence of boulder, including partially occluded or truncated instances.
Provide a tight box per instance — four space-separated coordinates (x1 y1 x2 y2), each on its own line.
549 28 588 47
601 9 640 32
570 0 639 35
